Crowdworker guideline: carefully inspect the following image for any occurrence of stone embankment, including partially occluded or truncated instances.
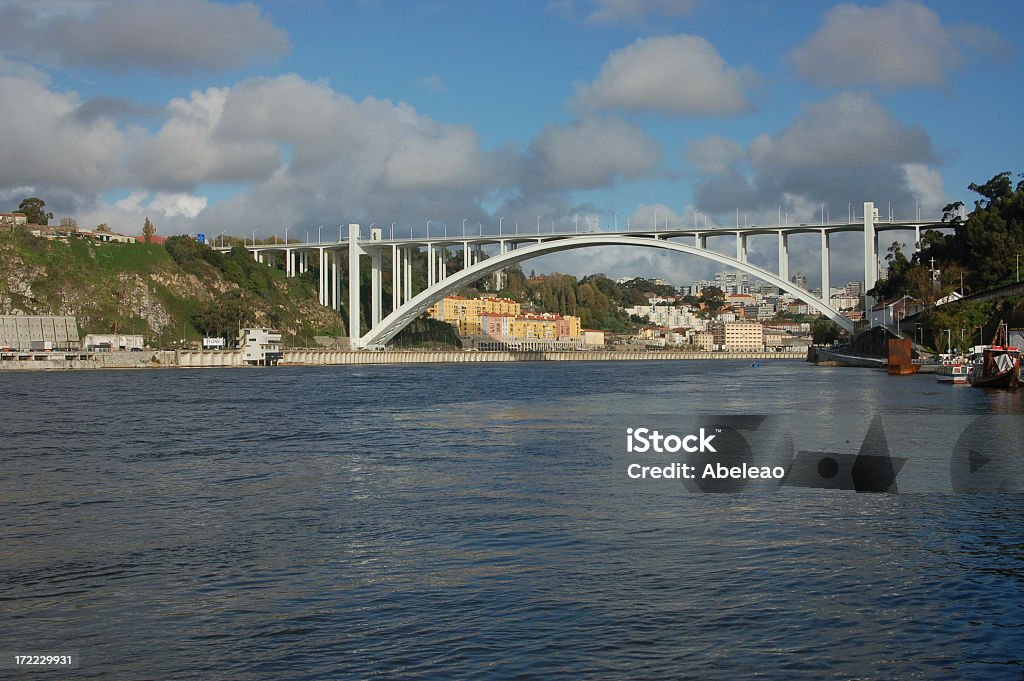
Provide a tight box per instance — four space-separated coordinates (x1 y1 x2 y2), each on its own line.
0 350 176 370
2 348 805 370
177 349 806 367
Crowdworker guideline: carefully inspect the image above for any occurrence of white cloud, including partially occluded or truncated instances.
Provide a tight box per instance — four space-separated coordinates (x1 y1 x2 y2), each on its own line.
629 203 684 230
748 92 932 171
148 192 208 219
685 135 744 175
524 118 661 193
0 0 290 75
790 0 1009 90
130 86 281 190
901 163 945 216
0 70 127 195
693 92 939 219
573 35 754 115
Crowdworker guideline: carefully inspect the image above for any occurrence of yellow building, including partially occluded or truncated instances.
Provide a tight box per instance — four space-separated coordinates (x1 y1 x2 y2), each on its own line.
428 296 522 336
710 320 764 351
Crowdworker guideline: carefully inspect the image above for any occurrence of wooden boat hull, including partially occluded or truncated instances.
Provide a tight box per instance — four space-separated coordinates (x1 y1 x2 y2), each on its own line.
969 366 1019 389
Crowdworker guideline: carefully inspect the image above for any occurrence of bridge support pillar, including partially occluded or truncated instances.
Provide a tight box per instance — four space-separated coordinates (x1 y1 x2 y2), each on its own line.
371 249 382 327
427 243 435 287
349 224 362 348
864 201 878 307
391 245 400 312
736 232 747 263
914 225 921 252
778 231 789 283
404 247 413 304
332 250 340 311
820 230 830 303
494 240 508 290
318 248 326 306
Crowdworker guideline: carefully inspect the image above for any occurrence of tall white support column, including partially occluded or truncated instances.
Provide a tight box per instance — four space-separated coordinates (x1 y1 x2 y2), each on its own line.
699 235 707 250
863 201 878 298
778 231 789 283
403 247 413 304
427 243 435 287
348 224 362 347
736 232 747 263
318 248 327 305
332 250 340 311
441 247 447 280
463 242 470 269
391 245 400 312
494 240 508 290
286 248 293 277
914 225 921 252
371 248 382 327
820 230 831 303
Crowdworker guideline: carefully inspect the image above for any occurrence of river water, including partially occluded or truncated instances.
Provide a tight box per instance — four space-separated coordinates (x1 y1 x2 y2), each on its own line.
1 361 1022 679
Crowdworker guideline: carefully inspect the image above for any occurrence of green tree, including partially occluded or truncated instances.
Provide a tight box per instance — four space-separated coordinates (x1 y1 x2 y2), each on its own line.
701 286 725 312
142 217 156 243
18 197 53 225
812 318 845 345
192 291 254 339
917 171 1024 291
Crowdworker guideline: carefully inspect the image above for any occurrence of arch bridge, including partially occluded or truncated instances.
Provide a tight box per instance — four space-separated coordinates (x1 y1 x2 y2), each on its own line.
233 202 946 349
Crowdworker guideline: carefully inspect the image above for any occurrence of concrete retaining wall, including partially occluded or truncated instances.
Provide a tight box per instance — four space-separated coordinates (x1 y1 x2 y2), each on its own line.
277 350 806 365
4 348 806 370
0 350 175 371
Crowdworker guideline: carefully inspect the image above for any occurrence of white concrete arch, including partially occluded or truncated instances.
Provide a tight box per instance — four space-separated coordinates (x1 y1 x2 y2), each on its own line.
359 234 853 348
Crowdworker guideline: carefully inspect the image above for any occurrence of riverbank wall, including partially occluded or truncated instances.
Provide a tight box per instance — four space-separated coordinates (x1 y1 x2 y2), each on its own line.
0 350 176 371
186 349 806 367
1 348 806 370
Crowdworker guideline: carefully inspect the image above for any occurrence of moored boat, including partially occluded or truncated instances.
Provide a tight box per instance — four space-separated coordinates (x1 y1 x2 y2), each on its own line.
968 321 1020 389
936 360 969 384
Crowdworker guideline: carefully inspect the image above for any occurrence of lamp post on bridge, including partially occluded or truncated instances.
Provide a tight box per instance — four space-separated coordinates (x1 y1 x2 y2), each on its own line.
462 218 468 237
391 222 396 240
285 227 289 244
499 217 504 235
318 225 323 244
537 215 541 235
252 229 257 246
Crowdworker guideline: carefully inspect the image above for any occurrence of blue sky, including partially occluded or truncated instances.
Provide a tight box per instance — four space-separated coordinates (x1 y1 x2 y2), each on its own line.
1 0 1020 286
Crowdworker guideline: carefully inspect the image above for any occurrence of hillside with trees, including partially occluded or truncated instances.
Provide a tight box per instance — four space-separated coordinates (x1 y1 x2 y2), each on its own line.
868 171 1024 352
0 228 345 347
